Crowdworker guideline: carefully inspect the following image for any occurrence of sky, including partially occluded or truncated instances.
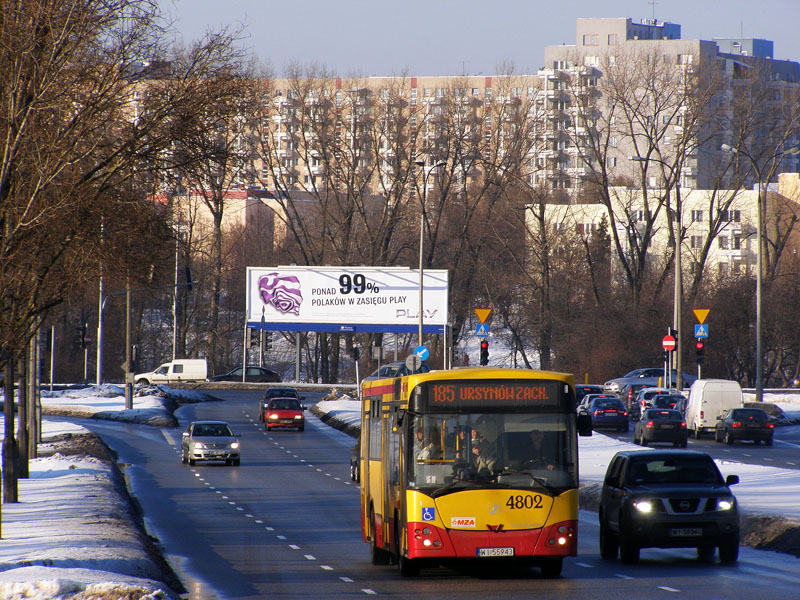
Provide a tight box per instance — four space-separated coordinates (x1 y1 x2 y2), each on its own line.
1 385 799 597
159 0 800 77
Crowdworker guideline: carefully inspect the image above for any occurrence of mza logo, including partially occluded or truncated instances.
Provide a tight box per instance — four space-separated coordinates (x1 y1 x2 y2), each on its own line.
451 517 476 528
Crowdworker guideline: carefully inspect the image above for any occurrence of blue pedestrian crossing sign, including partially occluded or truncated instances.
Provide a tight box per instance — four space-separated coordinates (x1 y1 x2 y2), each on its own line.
475 323 489 337
695 324 709 338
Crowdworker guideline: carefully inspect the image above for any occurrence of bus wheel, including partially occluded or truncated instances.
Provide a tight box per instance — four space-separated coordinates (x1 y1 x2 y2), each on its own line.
398 554 419 577
540 558 562 578
370 510 391 565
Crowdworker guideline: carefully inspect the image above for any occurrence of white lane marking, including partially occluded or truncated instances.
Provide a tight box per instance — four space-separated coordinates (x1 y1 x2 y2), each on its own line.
290 544 301 550
255 519 263 524
340 577 353 582
276 535 286 539
575 562 593 568
614 573 634 579
658 586 680 592
321 565 333 570
246 514 253 518
304 554 316 561
362 590 377 595
161 429 177 446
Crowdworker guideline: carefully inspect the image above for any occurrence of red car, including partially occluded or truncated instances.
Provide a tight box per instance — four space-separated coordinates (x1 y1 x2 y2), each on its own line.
264 397 305 432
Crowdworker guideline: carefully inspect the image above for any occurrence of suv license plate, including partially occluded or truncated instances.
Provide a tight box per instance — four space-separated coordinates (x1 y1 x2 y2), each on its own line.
671 528 702 537
477 547 514 557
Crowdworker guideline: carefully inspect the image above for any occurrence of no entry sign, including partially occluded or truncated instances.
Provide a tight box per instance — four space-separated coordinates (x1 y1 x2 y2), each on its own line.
662 335 676 351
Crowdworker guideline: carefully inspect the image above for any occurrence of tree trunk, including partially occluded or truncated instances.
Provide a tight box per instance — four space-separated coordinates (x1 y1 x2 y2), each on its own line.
3 359 19 503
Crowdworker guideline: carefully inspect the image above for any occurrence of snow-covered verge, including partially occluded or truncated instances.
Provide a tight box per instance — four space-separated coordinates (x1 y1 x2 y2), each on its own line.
0 386 218 600
0 420 182 599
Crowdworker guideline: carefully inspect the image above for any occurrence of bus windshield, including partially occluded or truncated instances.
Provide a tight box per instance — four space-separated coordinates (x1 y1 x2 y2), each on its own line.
408 412 577 497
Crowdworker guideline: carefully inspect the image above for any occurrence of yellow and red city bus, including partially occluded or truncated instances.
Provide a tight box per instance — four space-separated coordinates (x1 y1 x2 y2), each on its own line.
359 367 592 577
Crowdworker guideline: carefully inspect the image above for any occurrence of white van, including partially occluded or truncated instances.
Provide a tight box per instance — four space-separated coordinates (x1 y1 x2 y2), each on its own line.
135 359 208 385
684 379 743 438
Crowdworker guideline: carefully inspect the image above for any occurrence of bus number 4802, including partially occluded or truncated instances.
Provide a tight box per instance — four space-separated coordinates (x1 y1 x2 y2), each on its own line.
506 494 543 510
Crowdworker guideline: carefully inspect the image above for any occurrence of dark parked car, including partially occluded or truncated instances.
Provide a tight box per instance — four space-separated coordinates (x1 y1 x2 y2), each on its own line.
576 384 604 404
599 450 740 564
586 397 629 432
362 360 431 382
181 421 241 466
211 366 280 383
577 393 618 415
714 408 774 446
629 387 671 420
650 394 685 411
258 387 303 421
633 408 688 447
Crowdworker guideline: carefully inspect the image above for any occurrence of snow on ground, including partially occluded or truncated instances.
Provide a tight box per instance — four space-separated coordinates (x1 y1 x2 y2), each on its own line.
0 387 208 599
0 386 798 599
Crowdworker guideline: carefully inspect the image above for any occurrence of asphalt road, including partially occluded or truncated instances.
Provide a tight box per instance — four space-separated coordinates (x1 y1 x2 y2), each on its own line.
79 390 800 600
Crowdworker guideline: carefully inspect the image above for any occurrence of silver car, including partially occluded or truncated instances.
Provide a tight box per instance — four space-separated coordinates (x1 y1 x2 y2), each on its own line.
181 420 241 466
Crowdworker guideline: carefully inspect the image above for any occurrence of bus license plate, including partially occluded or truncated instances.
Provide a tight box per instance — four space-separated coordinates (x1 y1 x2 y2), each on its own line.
477 547 514 557
671 528 702 537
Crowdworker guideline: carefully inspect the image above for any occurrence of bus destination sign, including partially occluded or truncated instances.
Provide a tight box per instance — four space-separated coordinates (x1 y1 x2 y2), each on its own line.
420 380 564 411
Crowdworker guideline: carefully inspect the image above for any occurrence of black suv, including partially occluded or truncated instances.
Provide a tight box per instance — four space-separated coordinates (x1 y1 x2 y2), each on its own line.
599 450 740 564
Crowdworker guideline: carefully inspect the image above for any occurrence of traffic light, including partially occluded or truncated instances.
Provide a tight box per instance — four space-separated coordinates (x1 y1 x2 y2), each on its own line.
264 331 272 351
695 340 705 364
352 347 360 361
480 340 489 366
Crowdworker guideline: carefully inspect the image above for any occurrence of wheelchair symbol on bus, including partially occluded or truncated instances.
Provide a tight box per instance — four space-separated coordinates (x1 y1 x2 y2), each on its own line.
422 507 436 521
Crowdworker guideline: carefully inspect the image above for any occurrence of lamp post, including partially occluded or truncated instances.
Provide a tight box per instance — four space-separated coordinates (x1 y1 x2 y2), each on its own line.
413 160 446 348
630 155 683 389
720 143 800 402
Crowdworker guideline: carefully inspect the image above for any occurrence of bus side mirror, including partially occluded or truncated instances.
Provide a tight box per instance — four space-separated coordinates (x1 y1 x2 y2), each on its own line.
395 409 406 428
577 412 593 436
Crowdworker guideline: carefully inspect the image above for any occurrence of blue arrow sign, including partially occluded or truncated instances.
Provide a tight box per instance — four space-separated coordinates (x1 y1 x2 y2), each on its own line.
475 323 489 337
413 345 430 361
695 324 708 338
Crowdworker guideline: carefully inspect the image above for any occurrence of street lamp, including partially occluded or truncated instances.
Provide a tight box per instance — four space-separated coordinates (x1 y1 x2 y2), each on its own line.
630 155 683 389
720 143 800 402
413 159 446 348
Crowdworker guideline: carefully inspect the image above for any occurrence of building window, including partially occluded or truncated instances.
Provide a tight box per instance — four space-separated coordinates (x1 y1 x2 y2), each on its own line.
608 34 618 45
423 88 432 97
719 236 729 249
733 235 741 249
691 210 703 222
410 89 417 106
608 55 617 66
583 34 599 46
691 235 703 249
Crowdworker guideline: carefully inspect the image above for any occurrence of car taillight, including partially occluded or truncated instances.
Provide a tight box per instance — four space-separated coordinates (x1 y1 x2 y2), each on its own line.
593 410 601 416
732 422 742 428
680 421 687 429
700 410 704 419
645 420 655 429
768 423 775 429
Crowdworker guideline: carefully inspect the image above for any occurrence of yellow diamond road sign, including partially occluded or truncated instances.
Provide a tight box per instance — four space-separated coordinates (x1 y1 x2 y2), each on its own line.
693 309 710 324
474 308 492 324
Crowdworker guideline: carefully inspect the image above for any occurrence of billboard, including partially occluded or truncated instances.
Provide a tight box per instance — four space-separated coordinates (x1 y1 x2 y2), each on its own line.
246 266 449 333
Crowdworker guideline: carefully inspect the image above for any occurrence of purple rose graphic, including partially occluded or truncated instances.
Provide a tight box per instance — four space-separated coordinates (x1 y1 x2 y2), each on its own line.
259 273 303 315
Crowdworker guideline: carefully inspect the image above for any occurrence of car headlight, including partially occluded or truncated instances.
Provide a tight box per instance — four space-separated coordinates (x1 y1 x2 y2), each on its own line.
633 500 654 513
294 414 303 420
192 441 206 449
229 441 240 449
269 413 279 420
717 497 735 511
